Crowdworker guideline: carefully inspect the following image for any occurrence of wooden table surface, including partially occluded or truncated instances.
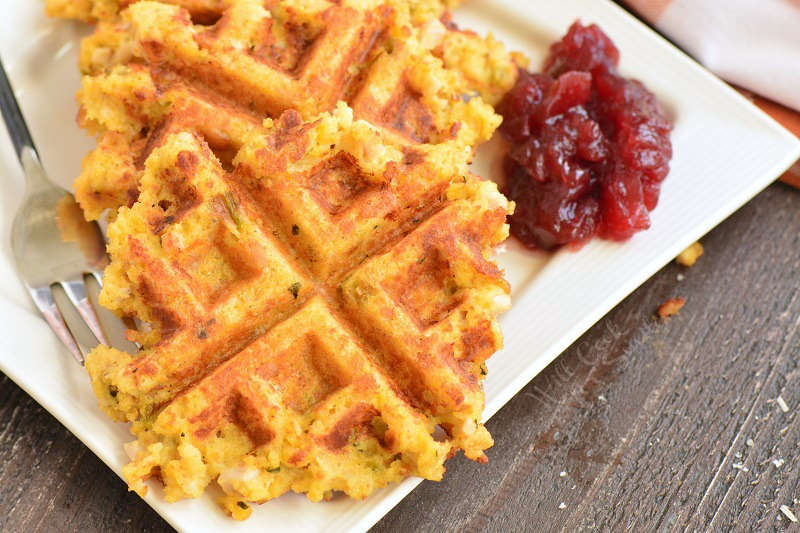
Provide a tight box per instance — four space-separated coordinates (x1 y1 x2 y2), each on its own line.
1 181 798 531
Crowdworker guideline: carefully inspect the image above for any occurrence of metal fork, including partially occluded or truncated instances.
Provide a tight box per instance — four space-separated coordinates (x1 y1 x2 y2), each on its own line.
1 57 109 364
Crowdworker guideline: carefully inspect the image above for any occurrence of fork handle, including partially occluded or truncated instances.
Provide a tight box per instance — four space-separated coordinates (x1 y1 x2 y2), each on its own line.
0 56 38 161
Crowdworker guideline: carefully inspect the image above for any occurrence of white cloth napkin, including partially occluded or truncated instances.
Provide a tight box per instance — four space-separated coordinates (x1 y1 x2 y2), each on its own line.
626 0 800 112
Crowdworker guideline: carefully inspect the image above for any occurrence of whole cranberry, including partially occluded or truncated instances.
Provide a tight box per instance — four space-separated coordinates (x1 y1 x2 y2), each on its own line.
544 21 620 77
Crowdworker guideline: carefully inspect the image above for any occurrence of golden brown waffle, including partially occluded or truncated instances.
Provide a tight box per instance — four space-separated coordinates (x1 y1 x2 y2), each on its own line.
431 14 522 105
48 0 513 103
72 0 505 220
46 0 118 22
75 63 264 219
46 0 461 24
48 0 517 518
87 104 511 517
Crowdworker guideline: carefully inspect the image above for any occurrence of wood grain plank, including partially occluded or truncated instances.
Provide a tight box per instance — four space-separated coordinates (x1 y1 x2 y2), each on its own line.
0 374 171 533
571 184 800 533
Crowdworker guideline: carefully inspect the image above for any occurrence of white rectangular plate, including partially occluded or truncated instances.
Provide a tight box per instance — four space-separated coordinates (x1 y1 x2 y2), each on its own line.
1 0 798 531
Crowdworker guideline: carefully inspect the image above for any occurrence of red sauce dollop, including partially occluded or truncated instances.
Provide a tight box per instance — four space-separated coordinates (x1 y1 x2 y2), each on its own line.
497 22 673 249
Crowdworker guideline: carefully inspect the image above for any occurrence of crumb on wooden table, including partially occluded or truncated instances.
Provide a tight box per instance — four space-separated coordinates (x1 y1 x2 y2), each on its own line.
676 242 704 267
776 395 789 413
780 505 798 523
731 462 749 472
657 297 686 319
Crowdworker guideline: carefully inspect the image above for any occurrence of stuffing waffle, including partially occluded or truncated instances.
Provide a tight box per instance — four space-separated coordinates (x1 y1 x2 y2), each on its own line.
45 0 519 519
87 104 512 517
46 0 461 24
71 0 515 219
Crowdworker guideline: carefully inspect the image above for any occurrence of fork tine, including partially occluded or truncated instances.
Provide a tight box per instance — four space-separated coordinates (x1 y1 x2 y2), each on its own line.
29 286 84 364
61 275 109 346
89 270 103 286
